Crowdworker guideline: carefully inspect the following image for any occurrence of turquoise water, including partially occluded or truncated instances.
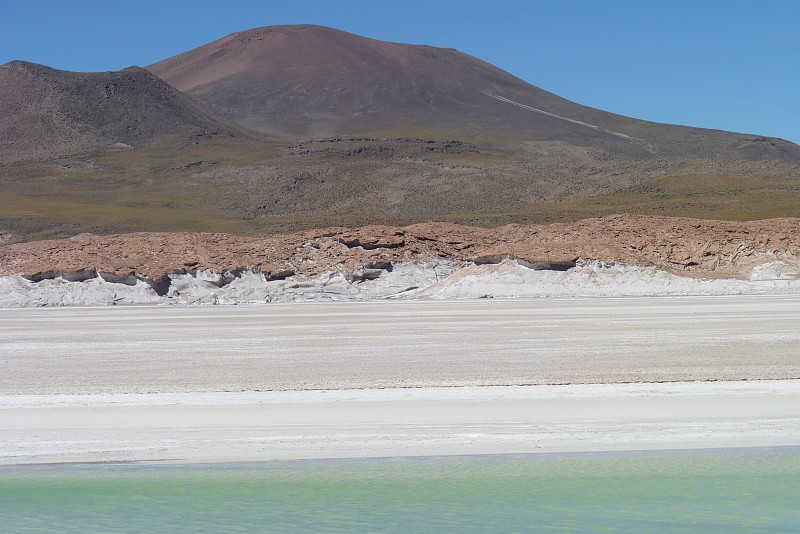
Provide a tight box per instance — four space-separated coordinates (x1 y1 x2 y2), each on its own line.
1 448 799 533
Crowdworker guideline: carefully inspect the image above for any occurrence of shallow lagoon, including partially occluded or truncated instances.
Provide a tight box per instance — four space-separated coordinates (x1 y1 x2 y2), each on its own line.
2 447 799 533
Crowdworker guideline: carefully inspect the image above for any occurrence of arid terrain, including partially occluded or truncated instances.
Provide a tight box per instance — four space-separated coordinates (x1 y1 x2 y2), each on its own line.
3 299 800 463
2 24 800 469
2 25 799 243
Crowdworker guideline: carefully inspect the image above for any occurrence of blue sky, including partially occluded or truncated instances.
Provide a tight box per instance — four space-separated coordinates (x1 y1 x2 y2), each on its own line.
2 0 798 143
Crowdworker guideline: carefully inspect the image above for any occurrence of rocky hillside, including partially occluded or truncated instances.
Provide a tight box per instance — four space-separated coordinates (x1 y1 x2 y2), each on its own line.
0 60 247 163
148 26 798 163
1 26 799 242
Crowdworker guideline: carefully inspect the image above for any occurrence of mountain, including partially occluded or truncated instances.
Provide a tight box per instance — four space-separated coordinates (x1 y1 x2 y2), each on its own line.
1 26 799 243
148 24 799 164
148 24 603 140
0 60 247 163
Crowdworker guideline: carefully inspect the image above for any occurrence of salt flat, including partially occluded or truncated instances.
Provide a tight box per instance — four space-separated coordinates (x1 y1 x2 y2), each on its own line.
2 296 799 464
2 381 799 464
1 296 799 394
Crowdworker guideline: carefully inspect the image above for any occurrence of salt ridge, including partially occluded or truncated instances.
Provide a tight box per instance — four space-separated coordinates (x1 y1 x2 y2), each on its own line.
1 259 799 307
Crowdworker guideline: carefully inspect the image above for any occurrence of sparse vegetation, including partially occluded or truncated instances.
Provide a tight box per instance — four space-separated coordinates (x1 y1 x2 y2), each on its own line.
2 26 799 243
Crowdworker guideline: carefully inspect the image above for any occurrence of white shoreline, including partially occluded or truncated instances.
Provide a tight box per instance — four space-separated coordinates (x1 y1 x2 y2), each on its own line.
3 380 799 465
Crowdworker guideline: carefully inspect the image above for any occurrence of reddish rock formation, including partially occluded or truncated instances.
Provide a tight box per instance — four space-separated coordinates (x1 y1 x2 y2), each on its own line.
2 215 799 281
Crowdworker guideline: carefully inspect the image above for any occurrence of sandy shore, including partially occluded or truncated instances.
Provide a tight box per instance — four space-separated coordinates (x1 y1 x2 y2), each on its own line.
2 296 799 465
2 381 799 465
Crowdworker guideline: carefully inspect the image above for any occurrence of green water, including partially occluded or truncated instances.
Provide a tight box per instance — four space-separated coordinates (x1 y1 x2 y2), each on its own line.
1 448 799 533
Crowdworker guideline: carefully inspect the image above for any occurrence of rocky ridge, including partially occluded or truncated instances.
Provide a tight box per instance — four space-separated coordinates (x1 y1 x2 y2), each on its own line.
2 215 798 284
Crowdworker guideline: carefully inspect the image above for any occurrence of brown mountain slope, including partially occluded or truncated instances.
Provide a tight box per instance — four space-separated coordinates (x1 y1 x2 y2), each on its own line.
148 24 593 140
148 24 799 165
1 27 799 243
0 60 248 164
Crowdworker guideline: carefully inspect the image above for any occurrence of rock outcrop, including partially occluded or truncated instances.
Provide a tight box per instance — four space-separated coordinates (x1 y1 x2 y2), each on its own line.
2 215 799 284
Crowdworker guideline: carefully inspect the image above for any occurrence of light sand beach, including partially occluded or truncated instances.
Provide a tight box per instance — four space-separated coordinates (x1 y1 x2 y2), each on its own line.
2 296 799 464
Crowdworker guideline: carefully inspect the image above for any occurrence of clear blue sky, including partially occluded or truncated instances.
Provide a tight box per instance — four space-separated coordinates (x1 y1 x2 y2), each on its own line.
2 0 798 143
